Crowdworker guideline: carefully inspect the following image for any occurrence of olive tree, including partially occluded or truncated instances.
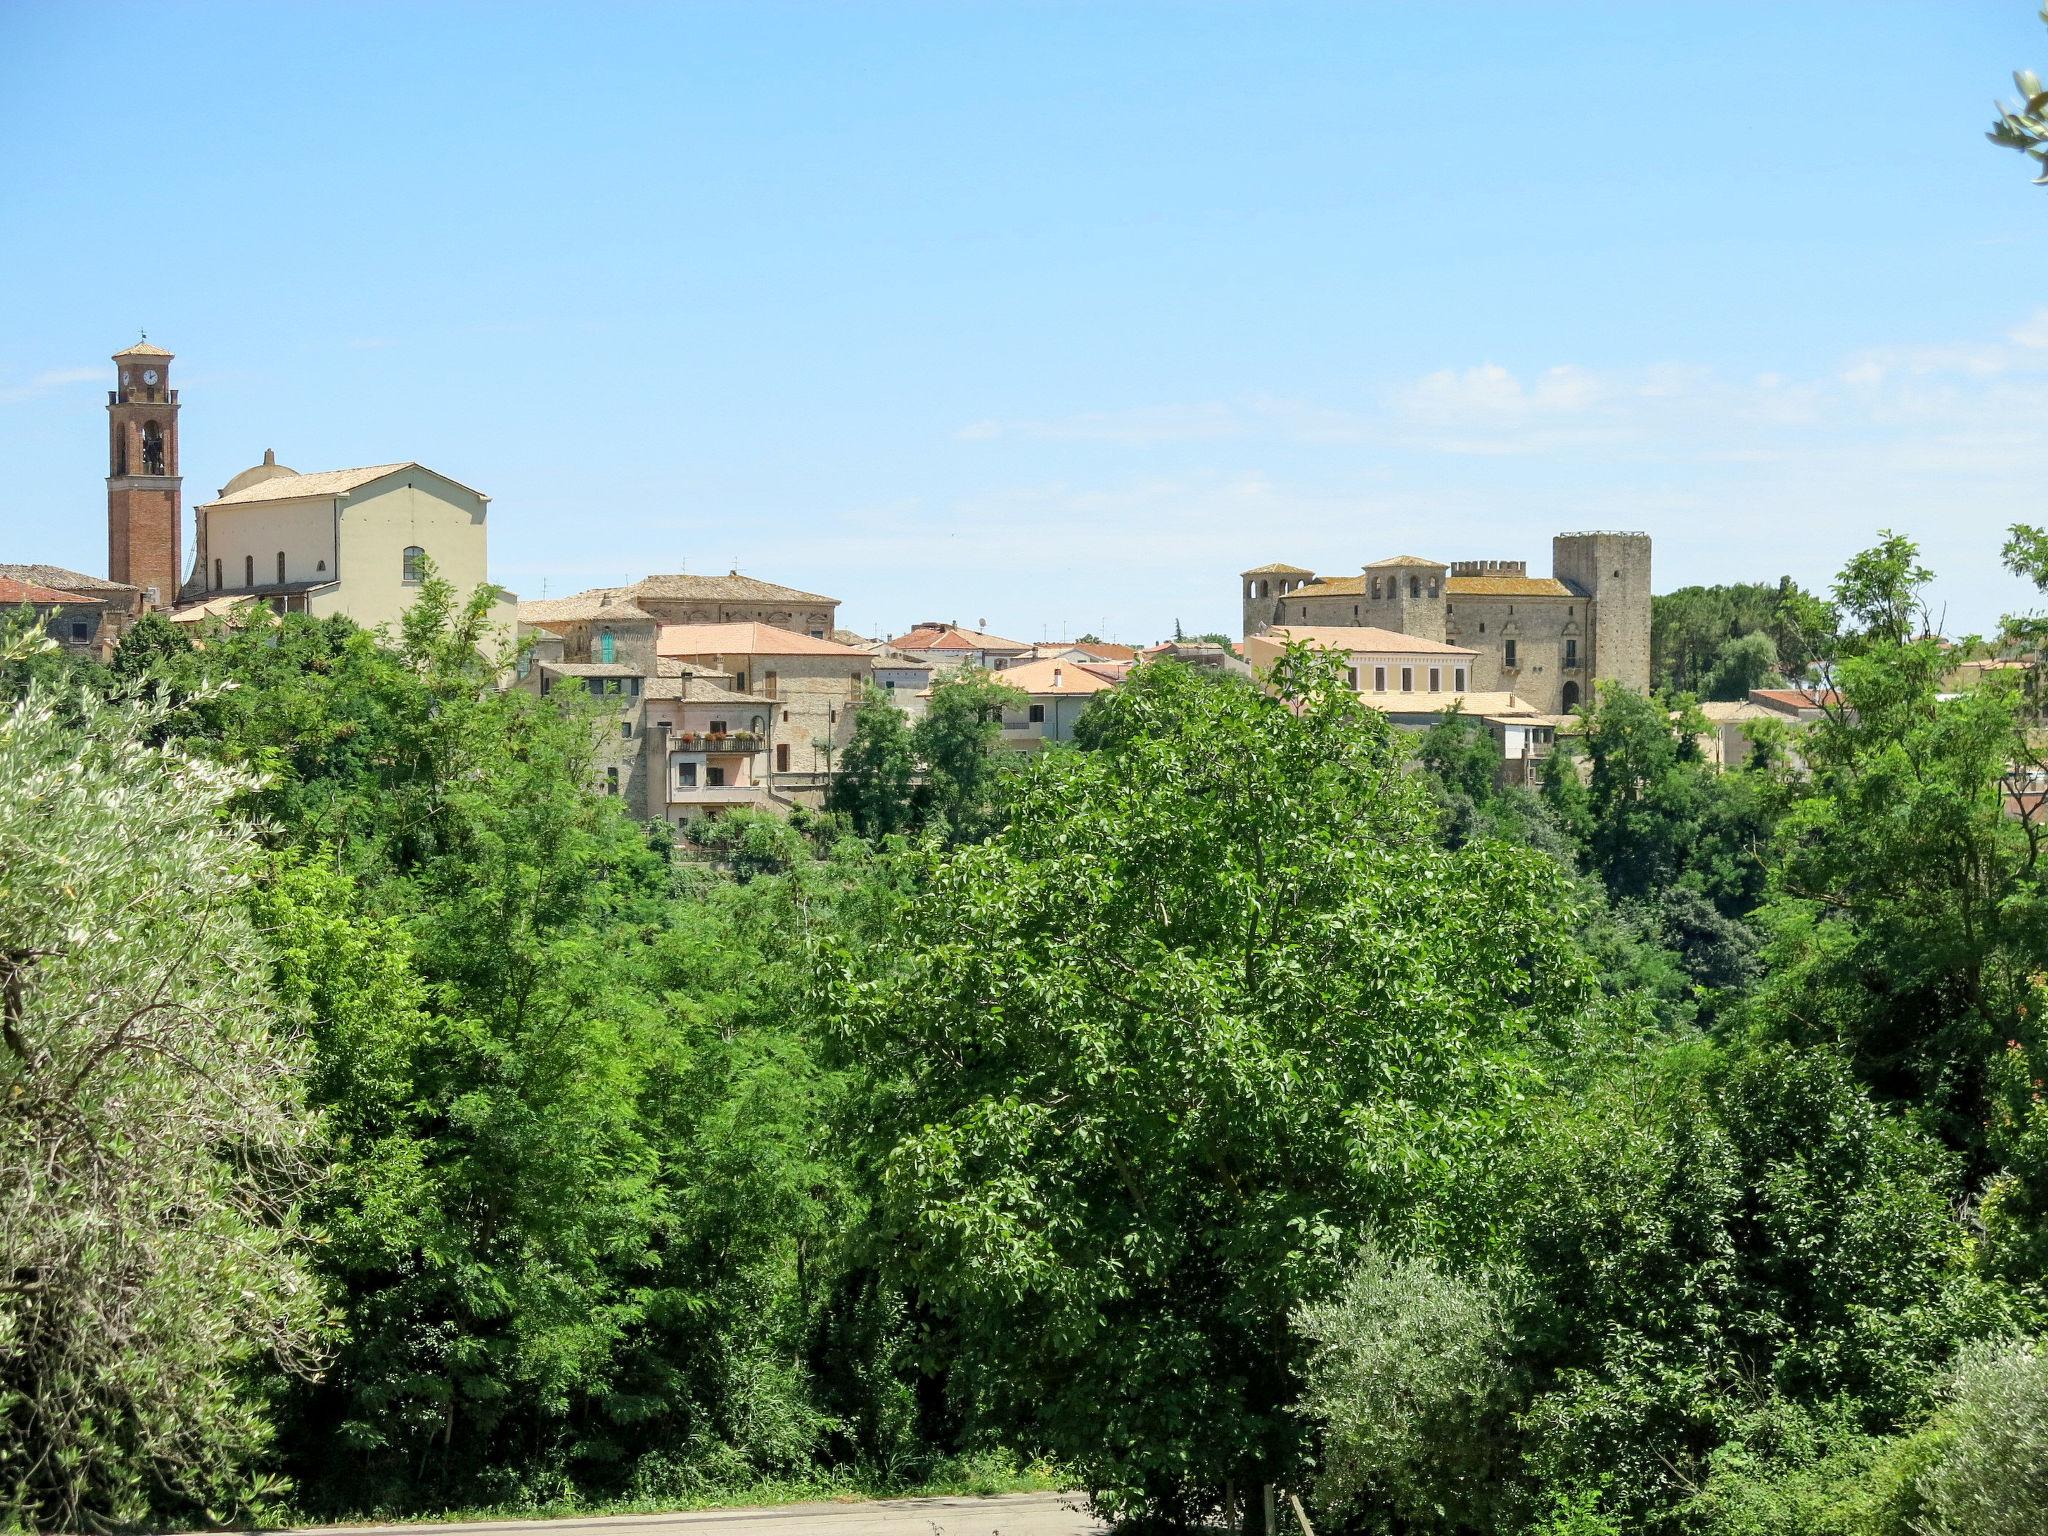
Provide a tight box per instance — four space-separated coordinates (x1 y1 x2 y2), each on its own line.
0 629 324 1531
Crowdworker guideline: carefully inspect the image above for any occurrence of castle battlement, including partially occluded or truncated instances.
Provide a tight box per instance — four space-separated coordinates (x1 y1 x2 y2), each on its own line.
1451 559 1527 577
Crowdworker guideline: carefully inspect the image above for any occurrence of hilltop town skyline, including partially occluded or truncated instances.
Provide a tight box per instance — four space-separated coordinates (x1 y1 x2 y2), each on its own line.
7 4 2048 642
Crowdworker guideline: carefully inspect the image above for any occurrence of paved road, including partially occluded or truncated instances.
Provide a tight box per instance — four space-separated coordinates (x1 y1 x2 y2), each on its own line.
270 1491 1101 1536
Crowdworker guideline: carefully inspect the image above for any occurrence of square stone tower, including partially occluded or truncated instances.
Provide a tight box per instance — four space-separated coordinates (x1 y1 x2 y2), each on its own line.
1552 531 1651 696
106 337 181 606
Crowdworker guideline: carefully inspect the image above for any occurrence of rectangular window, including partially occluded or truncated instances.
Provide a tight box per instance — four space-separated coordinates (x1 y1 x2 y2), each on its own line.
619 721 632 738
1429 667 1441 692
709 719 727 735
1400 667 1413 692
676 762 698 789
1373 665 1387 691
244 555 254 587
1565 638 1579 667
213 558 222 590
69 620 88 641
1346 667 1358 689
1454 667 1467 691
1029 703 1046 723
605 767 619 796
277 551 286 584
1505 639 1518 668
735 672 748 692
763 671 778 699
707 765 727 787
776 743 790 772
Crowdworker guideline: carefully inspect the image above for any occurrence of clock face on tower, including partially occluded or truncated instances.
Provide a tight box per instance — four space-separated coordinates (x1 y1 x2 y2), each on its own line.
142 369 159 385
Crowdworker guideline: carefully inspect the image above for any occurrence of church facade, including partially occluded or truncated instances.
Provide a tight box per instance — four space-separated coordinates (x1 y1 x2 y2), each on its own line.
1241 531 1651 714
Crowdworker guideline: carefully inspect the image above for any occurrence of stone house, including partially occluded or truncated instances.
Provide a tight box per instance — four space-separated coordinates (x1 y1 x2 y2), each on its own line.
1240 532 1651 714
655 622 872 806
0 565 143 657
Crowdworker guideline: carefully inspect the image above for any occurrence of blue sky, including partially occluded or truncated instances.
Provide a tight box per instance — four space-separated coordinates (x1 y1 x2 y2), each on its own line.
5 1 2048 643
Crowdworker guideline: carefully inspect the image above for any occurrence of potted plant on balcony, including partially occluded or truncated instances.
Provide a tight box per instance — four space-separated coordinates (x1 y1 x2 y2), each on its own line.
678 731 699 747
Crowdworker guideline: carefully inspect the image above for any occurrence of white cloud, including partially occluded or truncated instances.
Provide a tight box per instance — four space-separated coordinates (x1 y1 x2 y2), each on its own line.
0 366 101 406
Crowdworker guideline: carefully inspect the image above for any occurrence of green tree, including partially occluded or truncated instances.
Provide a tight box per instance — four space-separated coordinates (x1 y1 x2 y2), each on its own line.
1703 631 1781 701
0 630 324 1531
830 654 1587 1521
907 670 1025 841
828 684 917 837
1748 534 2047 1159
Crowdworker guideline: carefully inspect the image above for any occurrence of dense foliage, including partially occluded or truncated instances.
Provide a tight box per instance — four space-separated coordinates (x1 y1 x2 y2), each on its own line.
8 531 2048 1534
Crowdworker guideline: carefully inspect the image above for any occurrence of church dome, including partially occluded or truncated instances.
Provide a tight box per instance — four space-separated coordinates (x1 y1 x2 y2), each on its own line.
219 448 298 496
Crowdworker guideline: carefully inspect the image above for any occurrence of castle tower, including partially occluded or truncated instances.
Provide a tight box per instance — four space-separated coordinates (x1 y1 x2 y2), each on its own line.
1240 562 1313 638
1361 555 1448 644
106 338 181 605
1552 531 1651 696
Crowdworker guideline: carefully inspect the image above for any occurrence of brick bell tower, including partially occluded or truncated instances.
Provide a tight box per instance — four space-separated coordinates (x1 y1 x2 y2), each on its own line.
106 335 181 605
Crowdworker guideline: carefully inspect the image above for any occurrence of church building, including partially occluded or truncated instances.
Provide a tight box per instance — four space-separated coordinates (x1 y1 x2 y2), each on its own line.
92 336 514 634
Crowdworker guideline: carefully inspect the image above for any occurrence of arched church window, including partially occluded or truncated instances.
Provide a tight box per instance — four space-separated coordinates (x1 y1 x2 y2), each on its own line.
277 551 286 585
599 628 616 664
212 558 222 591
244 555 254 588
402 546 426 584
141 422 165 476
1409 576 1421 598
1371 577 1380 599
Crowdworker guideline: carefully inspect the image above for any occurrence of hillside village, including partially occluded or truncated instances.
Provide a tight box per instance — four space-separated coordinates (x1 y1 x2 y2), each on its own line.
4 336 1916 826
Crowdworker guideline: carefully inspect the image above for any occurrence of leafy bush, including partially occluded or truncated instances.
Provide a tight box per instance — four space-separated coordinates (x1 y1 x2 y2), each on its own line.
1915 1339 2048 1536
1294 1242 1521 1533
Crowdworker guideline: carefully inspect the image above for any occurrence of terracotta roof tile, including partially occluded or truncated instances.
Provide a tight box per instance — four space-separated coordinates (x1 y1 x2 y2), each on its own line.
1261 625 1477 657
657 622 872 658
1445 575 1576 598
627 571 837 606
890 623 1033 652
0 576 103 606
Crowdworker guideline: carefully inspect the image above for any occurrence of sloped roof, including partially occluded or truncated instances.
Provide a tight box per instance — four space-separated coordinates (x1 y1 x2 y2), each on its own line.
1445 575 1576 598
203 461 489 506
1358 690 1539 716
1046 640 1139 662
1365 554 1445 569
113 340 172 359
643 671 771 704
0 576 103 606
657 622 871 659
1243 561 1315 575
541 662 641 678
626 571 837 605
1284 576 1366 599
518 593 658 625
0 563 137 596
890 623 1033 652
1262 625 1477 657
994 656 1119 696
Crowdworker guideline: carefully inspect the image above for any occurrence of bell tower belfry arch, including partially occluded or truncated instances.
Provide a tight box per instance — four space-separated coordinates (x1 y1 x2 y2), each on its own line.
107 335 181 605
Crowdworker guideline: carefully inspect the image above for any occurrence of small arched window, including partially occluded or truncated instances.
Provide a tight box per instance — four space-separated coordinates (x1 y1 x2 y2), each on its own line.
599 628 615 664
244 554 254 588
402 545 425 583
1409 576 1421 598
277 551 286 584
1370 577 1380 599
212 558 222 591
141 421 165 476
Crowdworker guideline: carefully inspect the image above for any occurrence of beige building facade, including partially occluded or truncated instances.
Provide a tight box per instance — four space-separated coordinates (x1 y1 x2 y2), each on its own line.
179 456 516 636
1241 532 1651 715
